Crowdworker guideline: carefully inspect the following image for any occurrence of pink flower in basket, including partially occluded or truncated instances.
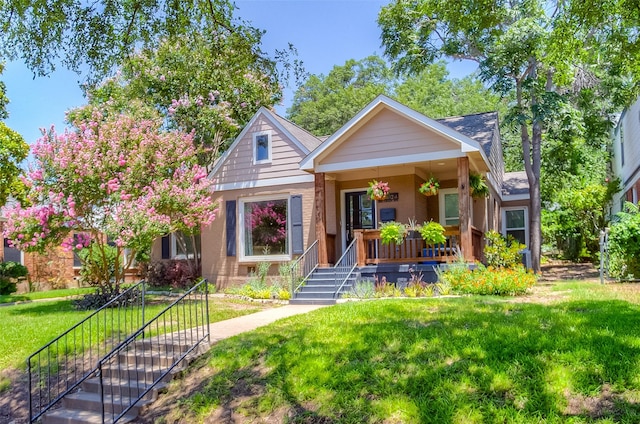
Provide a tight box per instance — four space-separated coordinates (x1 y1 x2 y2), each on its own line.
367 180 390 201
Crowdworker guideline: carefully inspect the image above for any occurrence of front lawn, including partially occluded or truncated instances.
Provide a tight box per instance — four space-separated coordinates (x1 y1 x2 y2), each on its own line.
0 297 272 372
152 281 640 423
0 287 94 304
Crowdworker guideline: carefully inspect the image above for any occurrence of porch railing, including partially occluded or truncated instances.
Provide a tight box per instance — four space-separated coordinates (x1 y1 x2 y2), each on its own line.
333 239 358 298
28 281 146 423
290 240 319 294
354 226 482 266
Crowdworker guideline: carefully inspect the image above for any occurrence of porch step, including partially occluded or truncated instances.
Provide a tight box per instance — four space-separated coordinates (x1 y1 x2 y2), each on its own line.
292 268 358 304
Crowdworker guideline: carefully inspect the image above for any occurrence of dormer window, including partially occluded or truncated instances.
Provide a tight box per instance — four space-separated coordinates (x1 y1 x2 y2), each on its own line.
253 131 271 164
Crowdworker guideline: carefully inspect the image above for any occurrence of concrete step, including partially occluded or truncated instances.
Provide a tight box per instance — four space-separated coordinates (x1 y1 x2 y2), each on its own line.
62 391 150 415
82 377 165 399
291 291 337 299
99 362 183 383
118 350 182 367
289 298 337 305
43 408 137 424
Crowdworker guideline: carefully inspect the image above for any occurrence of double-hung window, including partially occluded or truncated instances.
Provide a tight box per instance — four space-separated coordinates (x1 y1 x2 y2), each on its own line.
502 207 528 246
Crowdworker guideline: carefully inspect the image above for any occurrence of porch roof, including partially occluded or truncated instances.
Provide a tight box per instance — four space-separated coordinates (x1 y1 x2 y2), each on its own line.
299 95 492 173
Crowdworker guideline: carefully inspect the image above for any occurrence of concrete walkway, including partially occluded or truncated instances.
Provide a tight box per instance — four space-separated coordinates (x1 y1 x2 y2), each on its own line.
207 304 329 343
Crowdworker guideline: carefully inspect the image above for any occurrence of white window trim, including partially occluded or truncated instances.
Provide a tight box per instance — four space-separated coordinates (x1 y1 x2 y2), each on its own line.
170 233 199 260
502 206 529 247
238 194 291 263
439 188 458 226
253 130 272 165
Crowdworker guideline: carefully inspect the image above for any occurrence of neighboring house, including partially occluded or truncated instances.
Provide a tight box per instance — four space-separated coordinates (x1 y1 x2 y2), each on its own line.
611 96 640 213
201 95 530 288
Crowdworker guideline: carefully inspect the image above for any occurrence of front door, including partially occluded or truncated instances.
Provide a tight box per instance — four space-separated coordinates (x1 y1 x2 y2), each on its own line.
345 191 376 246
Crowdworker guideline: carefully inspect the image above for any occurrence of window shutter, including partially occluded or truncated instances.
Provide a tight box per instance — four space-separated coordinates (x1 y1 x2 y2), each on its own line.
291 195 304 254
161 235 170 259
226 200 236 256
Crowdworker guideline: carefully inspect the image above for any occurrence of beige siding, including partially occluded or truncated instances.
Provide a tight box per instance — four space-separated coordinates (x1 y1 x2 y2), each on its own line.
320 109 460 166
214 115 310 186
201 182 316 289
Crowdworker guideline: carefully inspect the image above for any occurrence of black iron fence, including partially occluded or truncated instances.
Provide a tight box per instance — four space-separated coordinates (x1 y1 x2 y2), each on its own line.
98 279 210 423
28 281 146 423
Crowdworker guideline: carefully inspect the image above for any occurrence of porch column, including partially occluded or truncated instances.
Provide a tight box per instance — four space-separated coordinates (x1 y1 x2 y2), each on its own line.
315 172 329 267
457 157 473 260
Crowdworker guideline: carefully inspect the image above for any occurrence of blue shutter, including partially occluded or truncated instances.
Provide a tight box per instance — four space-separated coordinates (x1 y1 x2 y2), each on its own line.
161 235 170 259
291 195 304 254
226 200 236 256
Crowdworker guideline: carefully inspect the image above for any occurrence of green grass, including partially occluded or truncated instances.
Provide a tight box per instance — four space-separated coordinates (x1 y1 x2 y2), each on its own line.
169 281 640 423
0 287 95 304
0 297 269 371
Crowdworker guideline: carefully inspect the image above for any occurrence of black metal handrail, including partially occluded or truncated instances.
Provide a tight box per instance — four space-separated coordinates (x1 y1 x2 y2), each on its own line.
98 279 210 423
333 239 357 298
290 240 319 294
28 281 146 423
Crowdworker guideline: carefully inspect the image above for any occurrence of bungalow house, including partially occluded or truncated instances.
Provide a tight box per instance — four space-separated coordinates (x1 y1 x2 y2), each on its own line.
200 95 531 294
611 96 640 213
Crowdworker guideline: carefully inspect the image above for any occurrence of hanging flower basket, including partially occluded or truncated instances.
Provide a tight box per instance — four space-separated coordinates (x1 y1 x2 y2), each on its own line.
367 179 390 201
419 177 439 197
469 173 489 198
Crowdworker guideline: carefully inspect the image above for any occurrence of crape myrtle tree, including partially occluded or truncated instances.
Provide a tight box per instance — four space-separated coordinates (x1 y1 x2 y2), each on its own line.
378 0 640 272
2 104 217 296
85 28 285 171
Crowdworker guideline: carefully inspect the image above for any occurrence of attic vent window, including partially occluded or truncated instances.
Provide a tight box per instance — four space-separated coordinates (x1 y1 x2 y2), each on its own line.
253 131 272 164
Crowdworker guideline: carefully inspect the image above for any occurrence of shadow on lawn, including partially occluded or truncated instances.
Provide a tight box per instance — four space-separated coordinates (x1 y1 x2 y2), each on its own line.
158 298 640 423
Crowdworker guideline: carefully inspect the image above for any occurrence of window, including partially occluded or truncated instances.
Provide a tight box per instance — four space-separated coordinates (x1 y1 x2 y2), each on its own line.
171 232 201 260
240 196 289 260
3 237 22 264
253 131 271 164
502 207 528 246
439 189 459 226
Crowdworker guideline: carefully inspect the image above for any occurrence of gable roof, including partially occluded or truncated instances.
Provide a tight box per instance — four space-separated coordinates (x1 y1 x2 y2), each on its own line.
437 112 499 158
502 171 529 197
209 107 322 178
300 94 490 171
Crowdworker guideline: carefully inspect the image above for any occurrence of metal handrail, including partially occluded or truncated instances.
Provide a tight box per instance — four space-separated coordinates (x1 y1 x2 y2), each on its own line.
290 240 319 294
28 281 146 423
98 279 209 423
333 239 357 298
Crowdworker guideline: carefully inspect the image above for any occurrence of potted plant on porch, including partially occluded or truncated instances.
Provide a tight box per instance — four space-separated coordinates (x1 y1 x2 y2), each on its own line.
367 179 390 201
420 220 446 259
419 177 439 196
379 221 407 245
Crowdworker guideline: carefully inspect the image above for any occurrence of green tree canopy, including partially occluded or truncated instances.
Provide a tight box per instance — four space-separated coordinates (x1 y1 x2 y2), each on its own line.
378 0 640 272
0 64 28 207
287 56 505 136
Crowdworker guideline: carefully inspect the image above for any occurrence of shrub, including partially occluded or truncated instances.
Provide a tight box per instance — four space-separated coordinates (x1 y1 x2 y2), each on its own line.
484 230 525 269
145 260 199 289
73 285 141 311
347 280 375 299
439 262 536 296
0 261 28 295
608 202 640 280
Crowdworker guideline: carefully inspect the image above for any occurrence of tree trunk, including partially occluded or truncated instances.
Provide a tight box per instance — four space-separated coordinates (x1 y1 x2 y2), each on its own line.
517 64 542 274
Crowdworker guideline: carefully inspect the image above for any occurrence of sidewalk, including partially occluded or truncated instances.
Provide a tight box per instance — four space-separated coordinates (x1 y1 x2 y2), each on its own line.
207 304 329 343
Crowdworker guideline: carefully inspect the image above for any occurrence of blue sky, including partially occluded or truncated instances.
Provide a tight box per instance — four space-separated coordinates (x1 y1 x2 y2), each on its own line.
3 0 476 146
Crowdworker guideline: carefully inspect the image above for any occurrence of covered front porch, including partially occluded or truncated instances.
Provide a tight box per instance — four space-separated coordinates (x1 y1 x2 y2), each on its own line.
299 95 499 269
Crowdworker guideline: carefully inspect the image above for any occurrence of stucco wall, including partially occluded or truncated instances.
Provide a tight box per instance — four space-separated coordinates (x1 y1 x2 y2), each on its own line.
201 182 316 289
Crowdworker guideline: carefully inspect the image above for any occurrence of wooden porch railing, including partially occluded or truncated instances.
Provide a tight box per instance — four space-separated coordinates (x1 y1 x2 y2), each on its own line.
354 226 483 266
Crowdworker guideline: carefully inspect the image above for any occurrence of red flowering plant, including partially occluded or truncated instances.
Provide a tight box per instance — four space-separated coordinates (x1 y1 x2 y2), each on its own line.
419 177 439 196
367 180 390 201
